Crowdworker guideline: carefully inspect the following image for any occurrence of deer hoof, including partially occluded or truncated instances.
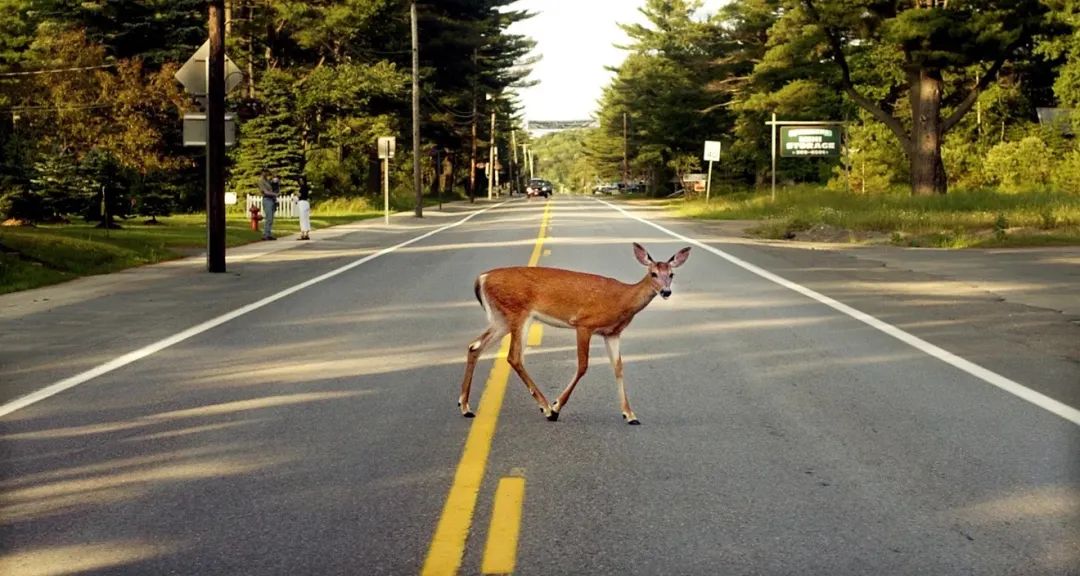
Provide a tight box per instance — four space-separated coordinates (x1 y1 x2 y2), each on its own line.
627 418 640 425
546 411 560 422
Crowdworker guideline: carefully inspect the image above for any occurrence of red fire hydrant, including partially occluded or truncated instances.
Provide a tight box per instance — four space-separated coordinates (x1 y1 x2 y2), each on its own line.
249 204 263 230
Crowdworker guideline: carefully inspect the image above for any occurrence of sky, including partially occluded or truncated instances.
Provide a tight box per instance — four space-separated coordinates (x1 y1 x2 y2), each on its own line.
506 0 729 122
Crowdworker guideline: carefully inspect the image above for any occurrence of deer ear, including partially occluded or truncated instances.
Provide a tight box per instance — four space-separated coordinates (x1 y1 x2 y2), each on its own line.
633 243 653 266
668 246 691 268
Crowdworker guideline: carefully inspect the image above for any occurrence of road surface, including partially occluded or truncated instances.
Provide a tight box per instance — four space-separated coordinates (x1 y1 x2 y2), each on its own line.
1 197 1077 575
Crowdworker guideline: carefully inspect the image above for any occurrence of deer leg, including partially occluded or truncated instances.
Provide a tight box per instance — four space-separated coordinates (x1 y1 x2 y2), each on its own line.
550 327 592 421
506 322 553 419
604 335 638 425
459 325 506 417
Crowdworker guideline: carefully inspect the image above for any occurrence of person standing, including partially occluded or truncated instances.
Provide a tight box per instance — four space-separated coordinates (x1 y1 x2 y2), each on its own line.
257 169 278 240
297 176 311 240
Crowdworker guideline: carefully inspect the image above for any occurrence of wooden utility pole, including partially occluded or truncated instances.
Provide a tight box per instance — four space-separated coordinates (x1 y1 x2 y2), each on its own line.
468 50 478 203
207 0 226 273
488 107 496 200
411 2 422 217
622 111 629 185
510 130 517 194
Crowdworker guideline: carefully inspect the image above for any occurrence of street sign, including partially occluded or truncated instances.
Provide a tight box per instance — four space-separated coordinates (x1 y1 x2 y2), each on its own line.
175 39 243 96
378 136 396 159
183 113 236 146
779 126 840 157
703 140 722 162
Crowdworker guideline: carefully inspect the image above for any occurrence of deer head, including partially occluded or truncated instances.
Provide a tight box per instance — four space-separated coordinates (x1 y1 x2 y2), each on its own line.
633 243 691 300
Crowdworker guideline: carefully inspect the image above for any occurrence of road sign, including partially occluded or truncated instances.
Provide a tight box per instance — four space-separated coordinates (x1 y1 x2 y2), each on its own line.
378 136 396 160
779 126 840 157
175 39 243 96
182 113 236 146
703 140 722 162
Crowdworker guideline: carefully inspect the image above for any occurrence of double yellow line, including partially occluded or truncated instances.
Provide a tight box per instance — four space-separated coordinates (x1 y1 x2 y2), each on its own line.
421 201 552 576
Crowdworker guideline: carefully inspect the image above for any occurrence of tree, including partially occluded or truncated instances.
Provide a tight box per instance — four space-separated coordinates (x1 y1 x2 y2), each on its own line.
766 0 1055 195
588 0 730 193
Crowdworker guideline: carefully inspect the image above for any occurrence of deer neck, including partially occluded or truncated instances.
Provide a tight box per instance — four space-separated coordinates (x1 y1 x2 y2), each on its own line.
627 273 658 312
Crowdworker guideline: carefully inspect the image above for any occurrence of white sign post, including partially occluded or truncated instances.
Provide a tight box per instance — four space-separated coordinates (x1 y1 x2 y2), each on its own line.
378 137 396 225
703 140 721 203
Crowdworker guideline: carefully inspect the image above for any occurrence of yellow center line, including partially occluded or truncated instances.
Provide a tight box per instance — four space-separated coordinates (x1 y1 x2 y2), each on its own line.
421 200 553 576
481 475 526 575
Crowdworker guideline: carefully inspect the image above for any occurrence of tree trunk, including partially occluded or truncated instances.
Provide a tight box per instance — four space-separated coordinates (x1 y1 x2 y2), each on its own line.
909 68 948 196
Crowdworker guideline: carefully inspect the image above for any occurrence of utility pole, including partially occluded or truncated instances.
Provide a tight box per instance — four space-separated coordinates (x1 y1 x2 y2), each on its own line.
622 111 629 185
411 2 422 217
468 50 478 203
488 106 496 200
207 0 226 273
510 130 517 195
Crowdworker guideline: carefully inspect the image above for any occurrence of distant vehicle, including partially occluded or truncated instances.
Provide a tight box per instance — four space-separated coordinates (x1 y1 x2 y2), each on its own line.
592 182 620 195
526 178 552 198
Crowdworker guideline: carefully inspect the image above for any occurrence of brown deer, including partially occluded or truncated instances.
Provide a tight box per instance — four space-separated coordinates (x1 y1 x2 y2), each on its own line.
458 243 691 424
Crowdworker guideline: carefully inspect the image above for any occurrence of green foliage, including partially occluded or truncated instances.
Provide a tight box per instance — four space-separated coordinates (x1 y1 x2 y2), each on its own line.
983 137 1054 192
530 130 597 193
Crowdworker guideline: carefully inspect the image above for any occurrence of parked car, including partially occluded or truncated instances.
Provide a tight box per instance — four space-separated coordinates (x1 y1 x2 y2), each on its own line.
526 178 553 198
592 182 620 195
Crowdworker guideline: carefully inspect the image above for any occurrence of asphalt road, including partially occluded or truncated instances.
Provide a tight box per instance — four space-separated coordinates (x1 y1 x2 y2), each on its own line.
1 197 1077 575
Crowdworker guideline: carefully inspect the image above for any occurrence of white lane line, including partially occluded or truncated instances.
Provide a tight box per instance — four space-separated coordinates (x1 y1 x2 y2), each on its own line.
0 202 512 419
598 199 1080 427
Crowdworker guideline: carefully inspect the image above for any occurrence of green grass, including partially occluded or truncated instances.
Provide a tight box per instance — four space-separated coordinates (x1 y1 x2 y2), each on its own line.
671 186 1080 248
0 205 381 294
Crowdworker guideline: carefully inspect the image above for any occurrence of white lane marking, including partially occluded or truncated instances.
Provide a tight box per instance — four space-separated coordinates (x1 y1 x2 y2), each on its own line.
598 199 1080 427
0 202 513 418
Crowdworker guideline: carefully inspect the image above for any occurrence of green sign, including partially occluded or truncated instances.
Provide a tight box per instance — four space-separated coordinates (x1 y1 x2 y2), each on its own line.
780 126 840 157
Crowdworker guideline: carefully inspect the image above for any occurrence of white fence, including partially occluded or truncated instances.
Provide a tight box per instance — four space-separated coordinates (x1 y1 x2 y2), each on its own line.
246 194 298 219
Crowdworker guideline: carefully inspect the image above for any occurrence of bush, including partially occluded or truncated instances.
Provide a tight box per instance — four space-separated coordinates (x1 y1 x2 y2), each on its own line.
983 136 1053 192
1051 148 1080 194
0 184 46 222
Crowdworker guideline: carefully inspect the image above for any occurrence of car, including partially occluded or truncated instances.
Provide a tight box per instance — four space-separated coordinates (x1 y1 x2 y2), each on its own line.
592 182 620 195
526 178 553 198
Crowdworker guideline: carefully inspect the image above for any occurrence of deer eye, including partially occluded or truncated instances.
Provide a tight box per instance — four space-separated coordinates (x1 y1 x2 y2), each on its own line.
669 273 674 278
650 272 658 278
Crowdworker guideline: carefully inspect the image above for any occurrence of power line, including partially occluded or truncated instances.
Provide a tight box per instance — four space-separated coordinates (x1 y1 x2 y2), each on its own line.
0 64 116 78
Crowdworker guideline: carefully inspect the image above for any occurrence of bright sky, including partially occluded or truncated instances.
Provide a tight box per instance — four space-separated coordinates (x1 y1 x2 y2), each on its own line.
507 0 729 122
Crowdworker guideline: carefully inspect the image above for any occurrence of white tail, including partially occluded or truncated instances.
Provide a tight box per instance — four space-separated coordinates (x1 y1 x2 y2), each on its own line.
459 243 691 424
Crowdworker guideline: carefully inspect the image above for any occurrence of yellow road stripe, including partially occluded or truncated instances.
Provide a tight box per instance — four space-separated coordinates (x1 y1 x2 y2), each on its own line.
527 324 543 347
421 200 553 576
527 202 553 267
422 338 511 576
481 476 526 575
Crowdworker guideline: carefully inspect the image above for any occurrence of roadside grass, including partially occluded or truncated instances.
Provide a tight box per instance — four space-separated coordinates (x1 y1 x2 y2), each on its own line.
0 205 381 294
671 186 1080 248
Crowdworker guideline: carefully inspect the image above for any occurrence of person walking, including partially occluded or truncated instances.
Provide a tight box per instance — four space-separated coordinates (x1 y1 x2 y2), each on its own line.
297 176 311 240
257 169 278 240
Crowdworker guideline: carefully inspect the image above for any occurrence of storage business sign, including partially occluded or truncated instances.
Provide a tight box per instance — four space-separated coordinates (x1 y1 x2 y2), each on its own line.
779 126 840 157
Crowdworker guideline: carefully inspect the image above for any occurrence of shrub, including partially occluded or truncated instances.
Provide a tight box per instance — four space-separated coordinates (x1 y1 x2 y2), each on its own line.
983 136 1053 192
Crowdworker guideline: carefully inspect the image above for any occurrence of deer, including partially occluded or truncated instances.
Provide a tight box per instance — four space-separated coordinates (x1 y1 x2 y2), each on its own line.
458 242 691 425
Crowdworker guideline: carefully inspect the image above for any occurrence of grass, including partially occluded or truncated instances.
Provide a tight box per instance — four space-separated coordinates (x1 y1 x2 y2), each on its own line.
0 203 382 294
670 186 1080 248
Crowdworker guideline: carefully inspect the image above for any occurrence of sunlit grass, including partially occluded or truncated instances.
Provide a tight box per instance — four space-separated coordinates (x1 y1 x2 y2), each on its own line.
673 185 1080 247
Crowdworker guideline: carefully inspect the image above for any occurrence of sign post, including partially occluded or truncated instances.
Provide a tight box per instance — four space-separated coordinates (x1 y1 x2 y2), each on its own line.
378 137 396 225
703 140 721 203
765 115 845 201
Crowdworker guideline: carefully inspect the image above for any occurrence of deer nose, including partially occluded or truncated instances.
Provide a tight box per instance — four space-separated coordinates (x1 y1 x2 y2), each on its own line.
660 288 672 299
